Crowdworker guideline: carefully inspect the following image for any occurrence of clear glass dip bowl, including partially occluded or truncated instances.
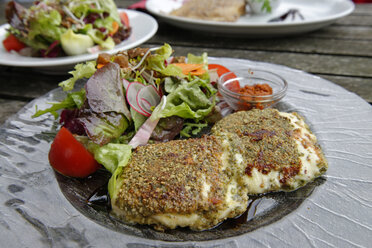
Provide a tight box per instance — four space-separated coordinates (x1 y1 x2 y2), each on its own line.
218 69 287 111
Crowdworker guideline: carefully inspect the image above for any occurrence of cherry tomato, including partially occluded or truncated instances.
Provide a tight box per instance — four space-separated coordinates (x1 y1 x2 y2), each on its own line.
208 64 240 92
2 34 26 52
120 12 130 27
48 127 100 178
209 64 233 77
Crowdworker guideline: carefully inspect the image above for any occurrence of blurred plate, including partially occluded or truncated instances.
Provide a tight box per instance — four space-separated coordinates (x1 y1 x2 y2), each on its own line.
0 57 371 247
146 0 354 36
0 9 158 72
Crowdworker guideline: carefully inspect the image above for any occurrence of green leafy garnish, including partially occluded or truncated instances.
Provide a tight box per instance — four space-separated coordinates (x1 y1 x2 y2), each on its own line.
32 88 86 118
94 143 132 198
180 122 208 138
28 9 66 44
153 78 216 120
59 61 97 91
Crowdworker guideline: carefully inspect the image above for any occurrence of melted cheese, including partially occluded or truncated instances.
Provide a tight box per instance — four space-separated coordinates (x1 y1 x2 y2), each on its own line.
279 112 322 184
151 213 200 229
201 175 211 199
149 179 247 229
220 139 231 170
216 180 241 219
242 168 281 194
238 112 325 194
235 153 243 165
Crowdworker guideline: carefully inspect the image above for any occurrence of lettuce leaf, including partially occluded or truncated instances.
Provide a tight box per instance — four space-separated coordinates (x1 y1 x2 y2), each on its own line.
59 61 97 91
160 64 185 77
180 122 208 138
164 77 179 93
85 62 131 121
60 29 94 56
87 28 115 50
69 2 91 18
130 107 147 132
97 0 121 24
145 44 184 77
75 62 131 145
78 111 129 146
69 2 103 19
153 78 216 120
28 9 66 43
32 88 86 118
187 52 208 67
187 52 209 80
94 143 132 198
9 26 48 50
68 0 120 24
94 16 117 32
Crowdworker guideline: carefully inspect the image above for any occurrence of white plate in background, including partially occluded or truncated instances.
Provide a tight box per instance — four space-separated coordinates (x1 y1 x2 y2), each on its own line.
0 9 158 70
146 0 354 36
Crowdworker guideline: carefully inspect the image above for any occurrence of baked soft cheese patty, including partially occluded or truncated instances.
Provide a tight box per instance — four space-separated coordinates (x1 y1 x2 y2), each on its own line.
111 109 327 230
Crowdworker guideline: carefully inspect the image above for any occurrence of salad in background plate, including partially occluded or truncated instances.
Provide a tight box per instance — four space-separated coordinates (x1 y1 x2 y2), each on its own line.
3 0 131 57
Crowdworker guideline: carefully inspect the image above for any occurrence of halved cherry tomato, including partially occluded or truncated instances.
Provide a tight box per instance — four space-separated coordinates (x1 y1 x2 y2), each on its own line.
208 64 240 92
208 64 233 77
2 34 26 52
120 12 130 27
48 127 100 178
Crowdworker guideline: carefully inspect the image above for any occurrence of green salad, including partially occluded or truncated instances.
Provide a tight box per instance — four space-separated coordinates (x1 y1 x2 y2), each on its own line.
34 44 226 197
4 0 130 57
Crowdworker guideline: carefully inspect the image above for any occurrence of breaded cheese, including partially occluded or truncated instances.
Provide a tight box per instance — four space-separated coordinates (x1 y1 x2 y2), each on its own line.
211 109 328 194
111 109 327 230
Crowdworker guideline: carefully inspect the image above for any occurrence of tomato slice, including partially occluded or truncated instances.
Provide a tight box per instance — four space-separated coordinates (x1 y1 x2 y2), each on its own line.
120 12 130 28
208 64 233 77
2 34 26 52
48 127 100 178
208 64 240 92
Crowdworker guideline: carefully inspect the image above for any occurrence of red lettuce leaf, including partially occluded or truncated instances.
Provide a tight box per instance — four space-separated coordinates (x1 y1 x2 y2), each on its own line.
78 109 128 146
85 62 131 121
59 109 85 136
150 116 184 142
5 1 28 34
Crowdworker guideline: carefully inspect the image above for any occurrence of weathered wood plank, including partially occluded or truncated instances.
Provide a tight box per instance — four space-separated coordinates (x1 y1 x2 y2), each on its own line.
336 15 372 26
353 4 372 15
0 99 27 125
1 45 371 102
0 67 66 99
308 26 372 40
164 45 372 78
150 23 372 56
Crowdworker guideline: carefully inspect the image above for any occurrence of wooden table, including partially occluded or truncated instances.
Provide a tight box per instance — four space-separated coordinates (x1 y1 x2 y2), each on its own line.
0 0 371 125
